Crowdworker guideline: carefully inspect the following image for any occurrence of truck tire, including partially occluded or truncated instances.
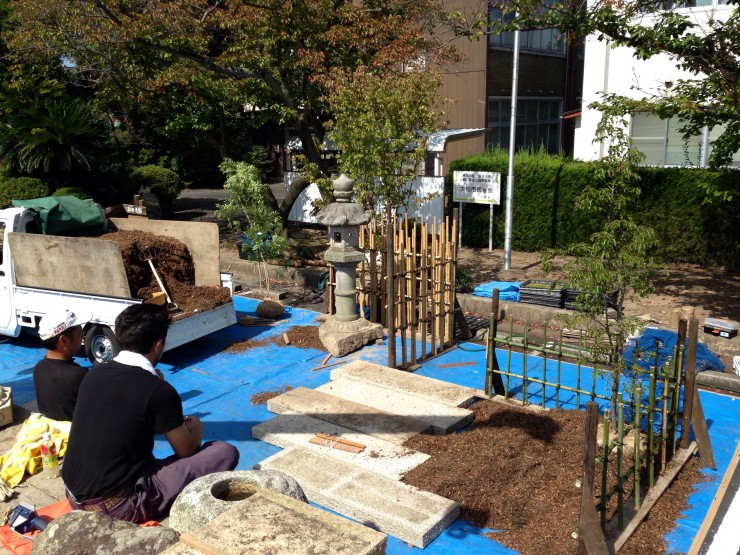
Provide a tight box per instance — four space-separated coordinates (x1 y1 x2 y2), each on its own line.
84 326 119 365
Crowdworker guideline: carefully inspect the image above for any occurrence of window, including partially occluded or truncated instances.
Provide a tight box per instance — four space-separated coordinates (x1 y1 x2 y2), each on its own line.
630 113 740 167
489 8 566 55
488 98 563 154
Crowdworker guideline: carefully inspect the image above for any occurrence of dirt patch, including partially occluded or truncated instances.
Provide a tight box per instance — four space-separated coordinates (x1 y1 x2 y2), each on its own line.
402 399 705 555
273 325 326 351
250 386 293 405
224 338 274 353
98 230 231 313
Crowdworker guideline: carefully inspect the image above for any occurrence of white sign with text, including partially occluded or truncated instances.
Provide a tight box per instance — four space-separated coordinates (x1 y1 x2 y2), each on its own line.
452 171 501 204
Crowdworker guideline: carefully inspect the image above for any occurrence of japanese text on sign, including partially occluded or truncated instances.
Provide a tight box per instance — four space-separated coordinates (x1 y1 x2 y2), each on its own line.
452 171 501 204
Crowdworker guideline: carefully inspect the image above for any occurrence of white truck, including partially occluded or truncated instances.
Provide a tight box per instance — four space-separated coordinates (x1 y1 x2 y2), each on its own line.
0 206 236 363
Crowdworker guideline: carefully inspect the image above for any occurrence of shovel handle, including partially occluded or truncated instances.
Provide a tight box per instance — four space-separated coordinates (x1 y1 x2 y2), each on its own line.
146 259 172 304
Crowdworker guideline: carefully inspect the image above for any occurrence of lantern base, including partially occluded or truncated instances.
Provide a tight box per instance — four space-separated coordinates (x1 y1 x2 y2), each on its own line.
318 317 384 358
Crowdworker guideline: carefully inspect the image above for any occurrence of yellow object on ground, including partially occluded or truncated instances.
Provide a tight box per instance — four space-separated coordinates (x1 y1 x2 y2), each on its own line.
0 413 70 488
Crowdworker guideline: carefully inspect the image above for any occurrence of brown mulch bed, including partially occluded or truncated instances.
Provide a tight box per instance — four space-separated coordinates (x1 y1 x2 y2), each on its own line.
250 386 294 405
272 325 326 351
224 338 274 353
402 399 705 555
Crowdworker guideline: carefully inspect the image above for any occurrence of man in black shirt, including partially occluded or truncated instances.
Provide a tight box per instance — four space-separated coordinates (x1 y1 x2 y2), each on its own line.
33 309 91 421
63 304 239 522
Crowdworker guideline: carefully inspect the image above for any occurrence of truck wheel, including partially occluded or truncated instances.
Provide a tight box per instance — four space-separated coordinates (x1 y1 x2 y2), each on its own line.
85 326 119 365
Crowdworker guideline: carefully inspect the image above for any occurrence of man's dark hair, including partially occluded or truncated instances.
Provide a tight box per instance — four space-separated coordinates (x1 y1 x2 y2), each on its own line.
41 326 81 351
115 304 170 354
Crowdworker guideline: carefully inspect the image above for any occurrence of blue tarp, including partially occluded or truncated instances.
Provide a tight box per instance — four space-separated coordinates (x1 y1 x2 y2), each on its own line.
1 297 737 554
623 327 725 374
472 281 522 301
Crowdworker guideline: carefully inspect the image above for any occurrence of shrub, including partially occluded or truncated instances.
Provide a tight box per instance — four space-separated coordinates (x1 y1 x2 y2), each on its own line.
131 165 184 204
52 187 91 200
0 177 49 208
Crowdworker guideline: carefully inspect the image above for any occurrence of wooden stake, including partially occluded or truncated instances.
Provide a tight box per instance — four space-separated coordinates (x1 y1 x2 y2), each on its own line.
282 333 291 345
320 353 332 366
438 361 477 369
309 359 349 372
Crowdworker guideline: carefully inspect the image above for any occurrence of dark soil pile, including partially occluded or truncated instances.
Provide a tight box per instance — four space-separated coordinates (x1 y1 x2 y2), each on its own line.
250 386 294 405
99 230 231 312
273 325 326 351
224 338 274 354
402 400 703 555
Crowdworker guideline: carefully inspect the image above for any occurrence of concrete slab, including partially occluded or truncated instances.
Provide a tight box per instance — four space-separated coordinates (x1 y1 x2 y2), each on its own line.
255 447 459 548
252 414 430 480
316 378 474 435
331 360 484 408
267 387 431 444
160 488 386 555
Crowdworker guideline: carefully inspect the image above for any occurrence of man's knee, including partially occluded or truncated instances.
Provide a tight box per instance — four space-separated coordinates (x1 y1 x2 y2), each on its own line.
204 440 239 470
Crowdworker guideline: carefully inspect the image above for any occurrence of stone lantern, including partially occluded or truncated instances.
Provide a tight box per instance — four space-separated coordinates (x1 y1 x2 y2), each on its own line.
316 174 384 357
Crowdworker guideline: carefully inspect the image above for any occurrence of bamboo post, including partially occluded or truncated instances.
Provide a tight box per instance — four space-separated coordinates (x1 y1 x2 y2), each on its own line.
486 289 505 397
600 414 610 529
680 318 699 449
617 393 625 530
647 372 656 489
556 329 563 408
542 324 548 408
420 223 429 360
661 360 670 473
399 240 408 369
438 221 447 350
522 323 529 405
635 384 643 509
410 223 418 366
505 317 513 400
430 221 438 356
386 210 396 368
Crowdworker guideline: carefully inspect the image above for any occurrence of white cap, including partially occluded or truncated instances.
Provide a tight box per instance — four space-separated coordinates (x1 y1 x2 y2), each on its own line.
38 309 92 341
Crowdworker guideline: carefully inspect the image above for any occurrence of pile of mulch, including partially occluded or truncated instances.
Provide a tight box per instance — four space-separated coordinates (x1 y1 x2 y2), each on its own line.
273 326 326 351
250 386 294 405
402 400 704 555
98 230 231 312
224 338 274 354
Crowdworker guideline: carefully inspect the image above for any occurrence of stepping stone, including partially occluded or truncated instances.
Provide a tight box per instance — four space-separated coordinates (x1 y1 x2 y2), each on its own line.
316 377 474 435
255 447 459 548
267 386 430 444
332 360 484 408
160 488 386 555
253 413 430 480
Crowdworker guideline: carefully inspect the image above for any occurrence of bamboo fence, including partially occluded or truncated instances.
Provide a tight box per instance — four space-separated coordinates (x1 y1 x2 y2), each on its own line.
326 214 458 369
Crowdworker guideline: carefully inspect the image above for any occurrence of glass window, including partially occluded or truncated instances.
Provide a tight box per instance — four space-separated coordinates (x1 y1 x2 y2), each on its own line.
489 9 566 55
630 113 740 167
488 98 563 154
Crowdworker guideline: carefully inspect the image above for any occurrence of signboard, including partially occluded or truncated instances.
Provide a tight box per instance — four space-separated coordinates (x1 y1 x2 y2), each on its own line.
452 171 501 204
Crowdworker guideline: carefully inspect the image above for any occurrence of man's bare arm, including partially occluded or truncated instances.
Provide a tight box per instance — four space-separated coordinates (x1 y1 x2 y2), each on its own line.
165 415 203 458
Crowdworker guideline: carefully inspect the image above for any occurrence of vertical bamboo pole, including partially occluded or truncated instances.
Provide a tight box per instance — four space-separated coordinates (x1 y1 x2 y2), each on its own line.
680 318 699 449
420 223 429 361
386 209 396 368
600 415 610 529
671 342 684 459
660 360 670 474
430 220 438 356
556 329 563 409
522 323 529 405
369 221 378 323
506 317 513 400
577 330 583 410
438 220 447 350
410 223 418 366
542 323 548 408
450 209 458 343
647 370 656 489
399 240 408 369
617 393 625 530
635 384 643 509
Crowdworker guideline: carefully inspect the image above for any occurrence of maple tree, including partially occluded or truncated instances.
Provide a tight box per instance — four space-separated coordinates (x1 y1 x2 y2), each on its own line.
5 0 459 218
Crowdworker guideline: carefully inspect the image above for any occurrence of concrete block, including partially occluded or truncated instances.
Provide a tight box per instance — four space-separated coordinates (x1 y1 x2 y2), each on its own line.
160 488 387 555
255 447 459 548
316 378 474 435
267 387 430 444
330 360 484 408
253 414 429 479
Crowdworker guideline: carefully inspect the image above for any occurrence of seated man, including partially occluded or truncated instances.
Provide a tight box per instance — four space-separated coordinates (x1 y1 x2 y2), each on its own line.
62 304 239 522
33 309 91 421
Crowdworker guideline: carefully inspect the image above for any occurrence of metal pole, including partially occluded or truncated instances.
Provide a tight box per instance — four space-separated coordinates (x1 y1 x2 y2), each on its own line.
489 204 493 252
503 28 520 270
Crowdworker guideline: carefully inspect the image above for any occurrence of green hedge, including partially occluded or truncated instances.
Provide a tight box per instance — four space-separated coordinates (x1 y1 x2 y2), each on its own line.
0 177 50 208
448 150 739 268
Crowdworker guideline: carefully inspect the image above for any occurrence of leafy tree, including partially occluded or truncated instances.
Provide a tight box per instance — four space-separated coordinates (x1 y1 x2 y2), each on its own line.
215 159 288 265
481 0 739 170
543 112 662 422
327 66 444 213
5 0 460 220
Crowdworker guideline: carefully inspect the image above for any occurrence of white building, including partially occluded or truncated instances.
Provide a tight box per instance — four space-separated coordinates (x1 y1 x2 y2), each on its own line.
573 0 738 167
